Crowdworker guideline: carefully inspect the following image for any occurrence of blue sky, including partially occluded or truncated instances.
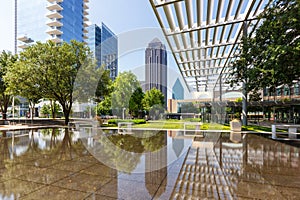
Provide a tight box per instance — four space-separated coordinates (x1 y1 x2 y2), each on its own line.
0 0 190 98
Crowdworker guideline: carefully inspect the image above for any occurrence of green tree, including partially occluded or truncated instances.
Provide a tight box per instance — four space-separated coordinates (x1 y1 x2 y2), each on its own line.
228 0 300 93
129 87 144 118
5 54 43 119
111 71 140 117
96 96 112 115
252 0 300 89
49 100 62 118
0 51 17 119
142 88 164 112
5 41 98 125
94 68 113 102
40 104 51 117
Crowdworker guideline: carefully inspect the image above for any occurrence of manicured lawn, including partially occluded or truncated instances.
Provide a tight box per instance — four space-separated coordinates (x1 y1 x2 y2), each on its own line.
242 125 286 132
101 119 283 133
123 120 230 130
133 122 182 129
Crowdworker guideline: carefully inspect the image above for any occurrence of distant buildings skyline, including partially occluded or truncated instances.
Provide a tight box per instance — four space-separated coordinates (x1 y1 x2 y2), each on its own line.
145 38 168 108
14 0 186 103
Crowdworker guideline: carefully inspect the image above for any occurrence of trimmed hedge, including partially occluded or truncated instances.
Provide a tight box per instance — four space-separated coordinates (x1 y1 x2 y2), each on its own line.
107 119 146 125
185 118 202 122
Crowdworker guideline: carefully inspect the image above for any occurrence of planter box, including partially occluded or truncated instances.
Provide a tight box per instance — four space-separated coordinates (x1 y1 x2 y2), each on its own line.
230 120 242 132
230 132 242 143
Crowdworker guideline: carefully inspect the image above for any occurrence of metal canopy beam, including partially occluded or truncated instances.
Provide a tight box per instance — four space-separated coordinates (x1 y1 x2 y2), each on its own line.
150 0 269 92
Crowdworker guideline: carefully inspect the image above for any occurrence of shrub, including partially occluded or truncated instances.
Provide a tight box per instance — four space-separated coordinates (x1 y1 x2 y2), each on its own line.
185 118 202 122
132 119 146 124
107 119 146 125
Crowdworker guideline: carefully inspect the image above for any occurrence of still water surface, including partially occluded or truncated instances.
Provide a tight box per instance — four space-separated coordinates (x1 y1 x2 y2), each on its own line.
0 128 299 199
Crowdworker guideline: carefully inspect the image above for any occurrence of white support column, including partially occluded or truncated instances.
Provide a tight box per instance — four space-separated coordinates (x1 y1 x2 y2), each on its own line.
242 21 248 126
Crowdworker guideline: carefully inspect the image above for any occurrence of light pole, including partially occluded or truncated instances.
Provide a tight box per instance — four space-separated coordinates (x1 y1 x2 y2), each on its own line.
12 97 15 119
122 108 126 120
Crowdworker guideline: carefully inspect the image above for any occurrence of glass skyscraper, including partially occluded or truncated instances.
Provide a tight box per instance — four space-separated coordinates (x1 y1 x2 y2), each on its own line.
16 0 88 51
172 78 184 100
86 23 118 80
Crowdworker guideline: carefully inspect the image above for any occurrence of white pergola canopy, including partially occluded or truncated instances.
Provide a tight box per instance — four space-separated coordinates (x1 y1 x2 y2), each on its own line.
150 0 270 92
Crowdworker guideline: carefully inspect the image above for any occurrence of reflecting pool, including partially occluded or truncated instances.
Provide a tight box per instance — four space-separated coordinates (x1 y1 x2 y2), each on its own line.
0 128 299 199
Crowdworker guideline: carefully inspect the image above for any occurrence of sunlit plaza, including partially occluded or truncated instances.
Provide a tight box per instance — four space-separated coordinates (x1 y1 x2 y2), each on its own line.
0 126 299 199
0 0 300 199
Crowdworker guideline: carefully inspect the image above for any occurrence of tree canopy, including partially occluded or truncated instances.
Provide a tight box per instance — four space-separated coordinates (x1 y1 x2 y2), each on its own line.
142 88 164 112
111 71 140 116
5 40 98 124
96 95 112 116
228 0 300 93
129 87 145 118
94 68 113 102
0 51 17 119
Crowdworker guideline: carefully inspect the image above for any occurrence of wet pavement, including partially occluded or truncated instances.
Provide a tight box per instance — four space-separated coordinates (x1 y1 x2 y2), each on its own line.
0 128 299 199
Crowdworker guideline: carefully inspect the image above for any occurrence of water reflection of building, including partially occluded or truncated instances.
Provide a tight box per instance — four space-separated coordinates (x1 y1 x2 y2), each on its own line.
145 131 168 197
169 134 300 199
168 130 184 158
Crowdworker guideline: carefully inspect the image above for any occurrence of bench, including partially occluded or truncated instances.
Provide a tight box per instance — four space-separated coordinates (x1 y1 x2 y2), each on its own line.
118 122 134 134
5 121 17 126
271 124 300 139
68 120 99 130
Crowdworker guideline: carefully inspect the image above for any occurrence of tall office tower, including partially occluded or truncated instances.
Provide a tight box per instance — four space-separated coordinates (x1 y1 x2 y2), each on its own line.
145 38 167 108
86 23 118 80
16 0 89 51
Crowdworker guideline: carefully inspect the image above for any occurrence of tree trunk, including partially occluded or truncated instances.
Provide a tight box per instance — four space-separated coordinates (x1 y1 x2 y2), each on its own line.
62 106 70 125
60 99 72 125
0 95 11 120
50 99 56 119
64 112 70 125
2 109 7 120
29 101 35 121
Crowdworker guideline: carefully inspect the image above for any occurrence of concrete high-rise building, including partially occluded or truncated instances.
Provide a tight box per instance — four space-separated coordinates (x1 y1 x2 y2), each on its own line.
16 0 89 51
172 78 184 100
86 23 118 80
145 38 167 108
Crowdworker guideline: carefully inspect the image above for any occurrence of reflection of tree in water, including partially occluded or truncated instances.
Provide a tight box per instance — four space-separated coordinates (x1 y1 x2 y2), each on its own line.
142 131 166 152
108 134 145 153
40 128 60 150
91 131 167 173
57 128 74 160
93 134 142 173
0 128 90 197
26 130 42 156
0 131 10 168
107 131 166 153
41 128 87 160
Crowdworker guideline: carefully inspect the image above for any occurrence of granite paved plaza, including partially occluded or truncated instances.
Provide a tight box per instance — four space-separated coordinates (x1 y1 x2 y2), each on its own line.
0 128 299 199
